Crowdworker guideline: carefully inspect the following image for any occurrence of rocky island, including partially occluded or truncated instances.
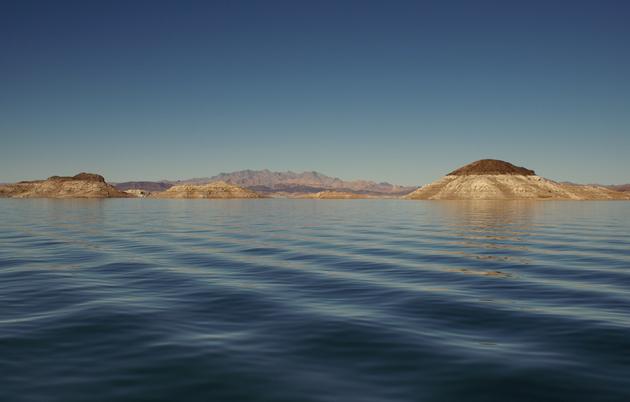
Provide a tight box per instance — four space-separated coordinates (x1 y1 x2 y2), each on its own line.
149 181 263 199
405 159 630 200
0 173 131 198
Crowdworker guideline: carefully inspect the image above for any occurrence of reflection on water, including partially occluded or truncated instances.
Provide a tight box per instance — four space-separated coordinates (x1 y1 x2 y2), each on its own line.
1 199 630 402
421 201 543 266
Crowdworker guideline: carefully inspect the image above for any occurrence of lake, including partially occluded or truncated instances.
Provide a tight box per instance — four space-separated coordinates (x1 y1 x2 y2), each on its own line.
1 199 629 402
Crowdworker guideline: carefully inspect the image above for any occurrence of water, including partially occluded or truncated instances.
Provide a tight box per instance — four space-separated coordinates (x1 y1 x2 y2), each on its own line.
1 199 629 402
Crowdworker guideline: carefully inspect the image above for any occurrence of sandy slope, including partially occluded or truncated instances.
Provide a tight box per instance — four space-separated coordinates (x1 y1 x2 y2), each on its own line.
405 175 630 200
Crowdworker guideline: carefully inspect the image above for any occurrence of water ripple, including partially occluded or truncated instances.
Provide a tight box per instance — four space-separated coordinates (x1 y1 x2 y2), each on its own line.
1 199 630 402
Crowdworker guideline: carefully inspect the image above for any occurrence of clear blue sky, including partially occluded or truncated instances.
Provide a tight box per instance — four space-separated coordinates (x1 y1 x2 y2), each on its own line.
1 0 629 185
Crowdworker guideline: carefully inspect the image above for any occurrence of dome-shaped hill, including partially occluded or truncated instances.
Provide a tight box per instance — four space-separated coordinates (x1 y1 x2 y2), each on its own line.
405 160 630 200
448 159 535 176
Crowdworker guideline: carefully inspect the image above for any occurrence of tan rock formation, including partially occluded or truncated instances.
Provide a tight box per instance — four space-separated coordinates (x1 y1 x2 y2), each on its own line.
0 173 131 198
149 181 263 199
300 191 369 199
405 160 630 200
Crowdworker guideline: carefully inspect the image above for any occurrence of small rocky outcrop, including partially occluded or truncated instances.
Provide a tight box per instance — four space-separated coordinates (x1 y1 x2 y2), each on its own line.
149 181 263 199
405 160 630 200
125 189 151 198
300 191 369 199
0 173 131 198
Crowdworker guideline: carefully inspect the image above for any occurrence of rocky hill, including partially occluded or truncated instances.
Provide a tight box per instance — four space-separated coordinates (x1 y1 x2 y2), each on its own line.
405 160 630 200
149 181 263 199
0 173 131 198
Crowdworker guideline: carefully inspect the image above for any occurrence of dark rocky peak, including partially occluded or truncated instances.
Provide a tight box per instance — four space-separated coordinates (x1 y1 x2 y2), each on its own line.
48 173 106 182
448 159 535 176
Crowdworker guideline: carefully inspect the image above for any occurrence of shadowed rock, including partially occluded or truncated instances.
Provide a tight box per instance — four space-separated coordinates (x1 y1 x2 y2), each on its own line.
448 159 535 176
42 173 106 183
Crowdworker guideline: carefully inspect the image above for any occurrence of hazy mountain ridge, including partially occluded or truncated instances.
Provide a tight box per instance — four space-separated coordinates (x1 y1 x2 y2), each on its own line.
114 181 173 192
191 170 416 195
116 170 417 195
604 184 630 192
561 182 630 192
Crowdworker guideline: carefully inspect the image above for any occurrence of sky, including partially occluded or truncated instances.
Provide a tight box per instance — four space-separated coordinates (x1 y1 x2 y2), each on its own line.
1 0 629 185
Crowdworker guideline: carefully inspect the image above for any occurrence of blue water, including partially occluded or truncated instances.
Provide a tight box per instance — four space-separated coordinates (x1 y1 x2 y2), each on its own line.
1 199 630 402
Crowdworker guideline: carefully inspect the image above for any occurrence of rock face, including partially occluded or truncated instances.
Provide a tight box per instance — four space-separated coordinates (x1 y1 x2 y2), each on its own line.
405 160 630 200
150 181 263 199
0 173 131 198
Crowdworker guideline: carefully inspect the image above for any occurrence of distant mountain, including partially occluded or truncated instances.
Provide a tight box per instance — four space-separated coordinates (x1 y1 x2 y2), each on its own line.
561 182 630 192
114 181 172 192
115 170 416 195
202 170 416 195
601 184 630 192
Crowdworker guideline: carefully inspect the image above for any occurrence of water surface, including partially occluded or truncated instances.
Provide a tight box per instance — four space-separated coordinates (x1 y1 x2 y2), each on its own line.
1 199 629 401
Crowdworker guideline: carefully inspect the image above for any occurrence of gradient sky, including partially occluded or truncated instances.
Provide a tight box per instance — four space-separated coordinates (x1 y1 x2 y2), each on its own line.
1 0 629 185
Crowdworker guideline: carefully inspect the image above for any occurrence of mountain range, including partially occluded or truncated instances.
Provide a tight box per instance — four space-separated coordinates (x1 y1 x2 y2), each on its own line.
115 170 417 195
